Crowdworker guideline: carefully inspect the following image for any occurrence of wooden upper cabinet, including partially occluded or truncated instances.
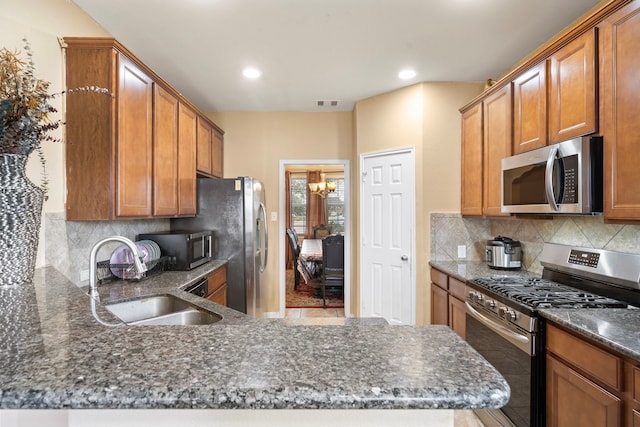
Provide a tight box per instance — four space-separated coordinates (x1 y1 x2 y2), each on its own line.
196 117 213 176
115 56 154 218
548 28 597 143
460 103 483 216
177 103 198 216
153 84 179 217
212 128 224 178
196 117 224 178
483 85 512 217
600 0 640 221
64 37 218 220
513 62 548 154
65 39 155 220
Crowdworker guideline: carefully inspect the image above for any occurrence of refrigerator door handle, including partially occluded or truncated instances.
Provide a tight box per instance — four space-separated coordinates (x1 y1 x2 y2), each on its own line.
259 202 268 272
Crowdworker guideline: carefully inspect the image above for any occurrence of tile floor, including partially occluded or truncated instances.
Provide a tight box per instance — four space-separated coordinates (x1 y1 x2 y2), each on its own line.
282 309 487 426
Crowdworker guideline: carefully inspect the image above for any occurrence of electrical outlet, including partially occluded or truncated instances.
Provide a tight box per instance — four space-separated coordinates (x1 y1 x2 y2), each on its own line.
457 245 466 259
80 269 90 281
270 211 277 221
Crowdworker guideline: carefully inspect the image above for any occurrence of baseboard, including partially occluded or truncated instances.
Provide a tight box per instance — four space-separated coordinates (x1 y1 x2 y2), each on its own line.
261 311 282 319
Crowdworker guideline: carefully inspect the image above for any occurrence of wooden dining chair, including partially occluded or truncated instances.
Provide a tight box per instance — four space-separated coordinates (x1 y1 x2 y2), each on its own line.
313 224 331 239
321 234 344 308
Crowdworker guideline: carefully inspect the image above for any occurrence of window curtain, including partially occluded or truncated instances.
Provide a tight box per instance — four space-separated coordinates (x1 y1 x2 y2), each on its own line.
306 170 326 237
285 171 293 268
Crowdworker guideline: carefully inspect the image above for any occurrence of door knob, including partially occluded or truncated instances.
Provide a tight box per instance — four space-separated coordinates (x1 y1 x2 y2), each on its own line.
401 255 409 261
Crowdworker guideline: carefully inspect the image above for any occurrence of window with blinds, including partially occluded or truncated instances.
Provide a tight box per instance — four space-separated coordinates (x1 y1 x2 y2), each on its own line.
325 174 345 233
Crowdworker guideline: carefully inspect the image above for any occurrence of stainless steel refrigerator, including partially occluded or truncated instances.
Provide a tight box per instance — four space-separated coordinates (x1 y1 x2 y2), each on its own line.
171 177 268 317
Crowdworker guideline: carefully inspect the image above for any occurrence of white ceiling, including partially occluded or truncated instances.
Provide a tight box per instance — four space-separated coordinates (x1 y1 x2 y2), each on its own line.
71 0 602 113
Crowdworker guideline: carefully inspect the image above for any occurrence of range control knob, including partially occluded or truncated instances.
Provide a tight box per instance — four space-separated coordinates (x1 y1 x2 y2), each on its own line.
506 310 518 322
484 299 496 309
498 306 508 317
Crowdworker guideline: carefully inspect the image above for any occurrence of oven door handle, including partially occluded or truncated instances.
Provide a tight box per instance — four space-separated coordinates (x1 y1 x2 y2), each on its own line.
466 301 533 355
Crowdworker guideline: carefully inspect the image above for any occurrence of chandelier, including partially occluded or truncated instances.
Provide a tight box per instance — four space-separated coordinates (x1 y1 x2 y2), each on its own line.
308 173 337 198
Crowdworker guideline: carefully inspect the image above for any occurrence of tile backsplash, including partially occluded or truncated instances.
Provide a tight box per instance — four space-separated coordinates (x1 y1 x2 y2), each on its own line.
45 212 170 285
431 213 640 274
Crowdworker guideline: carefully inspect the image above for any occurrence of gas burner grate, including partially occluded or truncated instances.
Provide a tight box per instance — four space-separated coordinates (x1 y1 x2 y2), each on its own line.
470 276 627 309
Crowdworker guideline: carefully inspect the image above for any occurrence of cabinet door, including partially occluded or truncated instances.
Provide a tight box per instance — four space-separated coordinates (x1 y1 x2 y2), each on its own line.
208 284 227 306
196 117 213 176
430 283 448 326
153 84 179 216
547 355 621 427
513 62 547 154
548 29 597 143
460 103 483 216
211 129 224 178
116 55 153 217
483 85 512 217
448 296 466 339
600 0 640 220
177 103 197 216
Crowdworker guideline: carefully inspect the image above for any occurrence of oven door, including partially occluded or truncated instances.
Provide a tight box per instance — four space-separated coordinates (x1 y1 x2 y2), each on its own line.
465 303 543 427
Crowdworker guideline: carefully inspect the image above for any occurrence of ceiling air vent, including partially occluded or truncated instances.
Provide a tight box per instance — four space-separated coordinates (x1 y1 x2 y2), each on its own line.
316 100 340 107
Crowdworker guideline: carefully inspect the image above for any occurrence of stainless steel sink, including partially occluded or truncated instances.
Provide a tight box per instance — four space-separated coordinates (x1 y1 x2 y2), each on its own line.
103 294 221 326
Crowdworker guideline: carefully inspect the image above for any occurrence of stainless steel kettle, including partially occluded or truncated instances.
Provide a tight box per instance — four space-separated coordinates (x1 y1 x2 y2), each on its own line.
485 236 522 270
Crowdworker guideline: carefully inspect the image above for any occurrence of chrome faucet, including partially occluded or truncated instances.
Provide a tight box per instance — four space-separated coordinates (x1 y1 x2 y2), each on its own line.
88 236 148 327
89 236 148 300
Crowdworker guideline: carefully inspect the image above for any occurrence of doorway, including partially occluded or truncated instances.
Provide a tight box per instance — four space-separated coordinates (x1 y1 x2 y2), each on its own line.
359 148 416 325
279 160 350 318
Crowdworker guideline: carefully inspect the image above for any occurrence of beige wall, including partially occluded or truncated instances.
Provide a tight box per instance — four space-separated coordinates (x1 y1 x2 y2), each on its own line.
209 112 354 313
2 0 109 267
354 82 483 324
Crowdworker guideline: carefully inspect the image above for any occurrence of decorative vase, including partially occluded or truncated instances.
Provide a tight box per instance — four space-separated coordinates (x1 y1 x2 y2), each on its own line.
0 154 44 287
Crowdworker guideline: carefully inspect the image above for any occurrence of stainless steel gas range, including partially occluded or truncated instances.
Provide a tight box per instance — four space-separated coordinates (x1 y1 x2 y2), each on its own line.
465 243 640 427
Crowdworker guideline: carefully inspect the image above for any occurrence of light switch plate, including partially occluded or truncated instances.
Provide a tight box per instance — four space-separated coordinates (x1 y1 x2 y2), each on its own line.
270 211 277 221
80 269 90 281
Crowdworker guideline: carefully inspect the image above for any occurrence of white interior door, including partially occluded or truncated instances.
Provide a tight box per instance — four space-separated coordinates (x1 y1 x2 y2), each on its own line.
360 149 415 325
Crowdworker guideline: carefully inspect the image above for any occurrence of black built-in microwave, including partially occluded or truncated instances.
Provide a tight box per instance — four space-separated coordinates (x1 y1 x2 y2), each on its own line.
138 230 212 270
501 135 603 215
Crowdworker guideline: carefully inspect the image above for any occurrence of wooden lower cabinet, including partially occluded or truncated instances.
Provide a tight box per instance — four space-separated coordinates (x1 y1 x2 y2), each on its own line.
430 267 465 339
546 322 640 427
431 282 448 326
546 354 621 427
206 267 227 306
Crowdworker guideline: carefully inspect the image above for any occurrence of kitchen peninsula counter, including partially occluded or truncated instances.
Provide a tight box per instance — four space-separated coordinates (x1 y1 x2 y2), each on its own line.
0 266 509 425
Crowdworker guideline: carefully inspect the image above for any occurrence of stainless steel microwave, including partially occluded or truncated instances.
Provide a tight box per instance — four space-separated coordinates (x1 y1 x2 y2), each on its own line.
501 136 603 214
137 230 213 270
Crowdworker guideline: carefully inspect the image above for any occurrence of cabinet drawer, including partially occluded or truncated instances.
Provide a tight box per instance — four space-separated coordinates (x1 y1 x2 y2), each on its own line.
207 267 227 292
448 277 466 300
430 268 448 289
547 324 622 391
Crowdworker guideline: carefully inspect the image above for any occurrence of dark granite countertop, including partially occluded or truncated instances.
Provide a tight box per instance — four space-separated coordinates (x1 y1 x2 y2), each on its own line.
429 260 640 362
429 260 537 283
0 266 510 410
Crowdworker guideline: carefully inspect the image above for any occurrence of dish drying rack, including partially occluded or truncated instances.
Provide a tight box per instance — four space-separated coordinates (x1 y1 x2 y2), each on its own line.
95 256 172 283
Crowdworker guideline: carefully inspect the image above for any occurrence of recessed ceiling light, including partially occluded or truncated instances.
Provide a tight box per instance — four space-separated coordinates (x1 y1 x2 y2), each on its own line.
398 69 417 80
242 67 262 79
